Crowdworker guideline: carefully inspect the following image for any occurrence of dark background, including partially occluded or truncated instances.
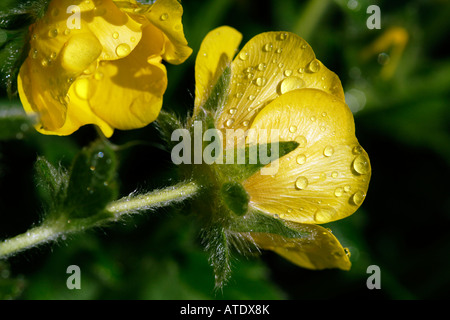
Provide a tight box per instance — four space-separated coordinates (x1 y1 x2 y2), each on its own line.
1 0 449 299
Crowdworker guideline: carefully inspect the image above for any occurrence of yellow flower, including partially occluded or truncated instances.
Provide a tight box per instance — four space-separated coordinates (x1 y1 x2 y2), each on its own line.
194 27 371 270
18 0 192 137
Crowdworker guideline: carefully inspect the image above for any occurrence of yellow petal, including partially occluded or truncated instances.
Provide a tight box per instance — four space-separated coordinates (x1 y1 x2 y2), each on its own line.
145 0 192 64
17 60 66 130
243 221 351 270
87 24 167 130
194 26 242 116
243 89 371 224
216 31 344 132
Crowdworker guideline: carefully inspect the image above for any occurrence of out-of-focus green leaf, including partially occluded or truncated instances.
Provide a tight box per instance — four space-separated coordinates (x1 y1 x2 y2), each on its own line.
0 99 33 140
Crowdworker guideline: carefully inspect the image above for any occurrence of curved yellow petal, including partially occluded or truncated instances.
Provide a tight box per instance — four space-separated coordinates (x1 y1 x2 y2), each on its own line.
87 24 167 130
243 221 351 270
18 60 66 130
216 31 344 132
145 0 192 64
243 89 371 224
75 0 143 61
194 26 242 116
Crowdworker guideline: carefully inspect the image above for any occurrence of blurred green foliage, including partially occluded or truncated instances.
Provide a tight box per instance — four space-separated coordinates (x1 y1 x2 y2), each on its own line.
1 0 449 299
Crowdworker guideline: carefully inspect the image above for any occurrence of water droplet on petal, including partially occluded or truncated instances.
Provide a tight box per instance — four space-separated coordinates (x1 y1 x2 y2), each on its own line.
229 108 237 115
278 76 304 95
314 208 335 223
112 32 119 39
323 146 334 157
334 187 344 197
344 247 351 257
257 63 267 71
351 191 365 206
275 48 283 54
48 28 58 38
255 77 266 87
352 145 363 154
295 176 308 190
295 135 307 147
289 125 297 133
308 59 320 73
331 171 338 178
352 155 370 174
263 43 273 52
116 43 131 57
225 118 235 127
296 154 306 165
160 13 169 21
239 51 248 60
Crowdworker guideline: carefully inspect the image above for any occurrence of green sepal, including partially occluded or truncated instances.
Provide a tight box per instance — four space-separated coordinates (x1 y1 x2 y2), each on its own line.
217 140 299 182
63 140 118 219
220 182 249 216
229 210 311 240
34 156 69 213
200 222 232 290
195 65 231 120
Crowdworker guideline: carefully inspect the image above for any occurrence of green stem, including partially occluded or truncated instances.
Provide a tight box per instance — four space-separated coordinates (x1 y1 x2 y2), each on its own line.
0 180 200 258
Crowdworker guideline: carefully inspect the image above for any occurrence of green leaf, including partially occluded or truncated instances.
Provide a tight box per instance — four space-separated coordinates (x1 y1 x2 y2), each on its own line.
64 140 118 219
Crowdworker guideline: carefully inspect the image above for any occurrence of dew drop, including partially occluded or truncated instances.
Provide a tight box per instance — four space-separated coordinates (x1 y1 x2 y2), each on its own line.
32 49 38 59
273 214 280 219
248 95 255 101
334 187 344 197
352 145 363 154
242 120 249 127
352 155 370 174
255 77 266 87
64 28 71 36
344 185 351 193
97 151 104 158
331 171 338 178
160 13 169 21
314 208 335 223
229 108 237 115
116 43 131 57
278 76 304 95
308 59 320 73
112 32 119 39
323 145 334 157
344 247 351 257
289 125 297 133
263 43 273 52
48 28 58 38
257 63 266 71
278 32 288 40
275 48 283 54
295 135 307 147
351 191 365 206
225 118 235 128
296 154 306 165
298 67 305 74
239 51 248 60
90 166 96 171
295 176 308 190
284 69 293 77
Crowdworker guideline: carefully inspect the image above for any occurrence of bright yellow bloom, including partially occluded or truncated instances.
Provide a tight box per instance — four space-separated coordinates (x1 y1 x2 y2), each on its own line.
194 27 371 270
18 0 192 137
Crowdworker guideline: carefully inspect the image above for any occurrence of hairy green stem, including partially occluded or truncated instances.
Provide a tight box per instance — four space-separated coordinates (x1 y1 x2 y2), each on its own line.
0 181 200 258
